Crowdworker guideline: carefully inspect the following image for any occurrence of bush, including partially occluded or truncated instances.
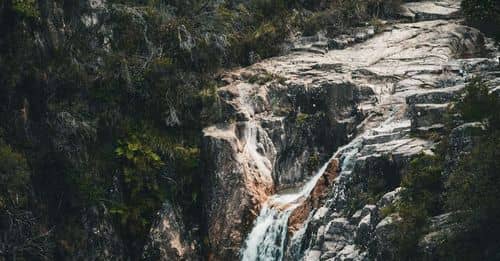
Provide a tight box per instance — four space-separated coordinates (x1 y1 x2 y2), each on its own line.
455 77 500 129
444 132 500 260
302 0 402 36
11 0 39 19
391 79 500 259
0 139 30 209
401 154 444 216
112 135 166 257
394 154 444 259
462 0 500 40
306 152 321 174
0 137 52 259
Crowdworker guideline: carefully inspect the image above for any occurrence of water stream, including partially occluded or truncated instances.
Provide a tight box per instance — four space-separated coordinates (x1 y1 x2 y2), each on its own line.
240 135 365 261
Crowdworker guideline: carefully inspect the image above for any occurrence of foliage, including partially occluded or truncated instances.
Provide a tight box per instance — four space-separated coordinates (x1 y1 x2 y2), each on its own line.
401 154 444 216
199 82 221 124
0 137 53 259
394 154 444 259
444 131 500 260
248 72 275 84
11 0 39 19
296 112 311 125
461 0 500 40
306 152 321 174
115 136 164 167
112 134 166 257
455 77 500 128
222 1 300 65
0 139 30 209
0 0 405 258
172 145 201 206
440 78 500 259
391 79 500 259
301 0 401 36
346 155 401 215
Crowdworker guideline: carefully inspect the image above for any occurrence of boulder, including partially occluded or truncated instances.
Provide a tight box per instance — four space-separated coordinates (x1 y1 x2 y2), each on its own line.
418 213 459 259
374 214 403 260
409 103 449 131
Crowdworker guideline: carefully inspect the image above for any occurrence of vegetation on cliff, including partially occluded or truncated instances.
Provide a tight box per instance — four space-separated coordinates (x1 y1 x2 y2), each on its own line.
2 0 496 259
462 0 500 40
0 0 404 259
388 78 500 260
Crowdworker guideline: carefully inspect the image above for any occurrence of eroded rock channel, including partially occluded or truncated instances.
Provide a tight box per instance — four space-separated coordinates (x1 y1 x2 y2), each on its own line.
201 1 499 260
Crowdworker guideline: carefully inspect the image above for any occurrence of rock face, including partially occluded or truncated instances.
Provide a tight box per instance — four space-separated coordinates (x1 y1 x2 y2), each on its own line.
143 202 197 261
202 123 275 259
208 0 500 260
288 159 340 234
76 205 124 260
292 1 498 260
418 212 459 258
201 65 369 260
398 0 460 21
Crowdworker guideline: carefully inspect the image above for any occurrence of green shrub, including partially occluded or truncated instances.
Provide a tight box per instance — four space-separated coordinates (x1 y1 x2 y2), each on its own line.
302 0 401 36
444 132 500 260
296 112 311 125
248 72 276 84
0 137 51 259
250 0 289 18
0 138 30 210
306 152 321 174
401 154 444 216
462 0 500 40
112 135 166 256
11 0 39 19
394 154 444 259
391 79 500 259
456 77 500 128
115 135 164 167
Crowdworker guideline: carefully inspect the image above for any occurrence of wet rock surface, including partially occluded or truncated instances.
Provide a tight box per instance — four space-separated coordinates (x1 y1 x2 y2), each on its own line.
197 0 500 260
294 1 499 260
210 0 500 260
202 31 372 261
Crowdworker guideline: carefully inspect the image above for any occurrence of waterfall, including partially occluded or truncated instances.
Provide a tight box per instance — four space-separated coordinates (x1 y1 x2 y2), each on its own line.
240 207 292 261
240 135 365 261
244 122 273 177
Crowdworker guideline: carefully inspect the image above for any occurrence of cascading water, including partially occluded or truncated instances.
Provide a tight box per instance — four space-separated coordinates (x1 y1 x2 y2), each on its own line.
240 135 365 261
244 122 273 177
240 207 291 261
287 137 365 260
240 160 331 261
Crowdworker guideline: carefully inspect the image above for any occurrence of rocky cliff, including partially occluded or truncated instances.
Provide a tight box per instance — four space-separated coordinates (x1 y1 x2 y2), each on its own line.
207 0 500 260
1 0 499 260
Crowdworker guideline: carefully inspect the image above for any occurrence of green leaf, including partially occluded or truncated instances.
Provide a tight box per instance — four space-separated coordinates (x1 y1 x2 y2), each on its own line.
192 192 198 203
126 151 134 160
128 142 140 151
115 147 124 156
151 153 161 162
109 208 125 215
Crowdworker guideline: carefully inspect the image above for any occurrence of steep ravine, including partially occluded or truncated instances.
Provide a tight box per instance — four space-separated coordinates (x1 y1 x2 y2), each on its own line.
201 0 499 260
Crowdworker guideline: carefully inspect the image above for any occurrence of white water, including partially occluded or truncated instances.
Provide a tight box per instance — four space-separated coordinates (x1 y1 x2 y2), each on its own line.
244 122 273 177
241 135 365 261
